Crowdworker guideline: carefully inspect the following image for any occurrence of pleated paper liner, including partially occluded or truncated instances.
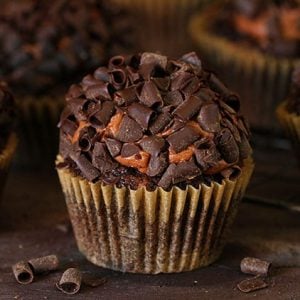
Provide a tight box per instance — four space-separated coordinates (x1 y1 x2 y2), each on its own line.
189 14 300 132
0 133 18 198
276 102 300 165
16 96 63 168
57 156 254 274
111 0 207 57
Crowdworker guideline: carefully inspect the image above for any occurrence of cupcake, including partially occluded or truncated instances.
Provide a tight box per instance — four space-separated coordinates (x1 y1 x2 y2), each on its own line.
0 82 17 198
277 67 300 164
190 0 300 132
0 0 134 166
111 0 205 57
56 52 254 274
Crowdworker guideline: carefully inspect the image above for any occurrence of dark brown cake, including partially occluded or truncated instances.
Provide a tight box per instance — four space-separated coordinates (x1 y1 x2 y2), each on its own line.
0 0 133 94
0 82 15 151
213 0 300 58
58 52 252 191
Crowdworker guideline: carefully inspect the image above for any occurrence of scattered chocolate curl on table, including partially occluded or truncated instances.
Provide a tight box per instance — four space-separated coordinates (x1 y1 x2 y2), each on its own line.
240 257 271 277
12 261 34 285
237 276 268 293
56 268 82 295
28 254 60 274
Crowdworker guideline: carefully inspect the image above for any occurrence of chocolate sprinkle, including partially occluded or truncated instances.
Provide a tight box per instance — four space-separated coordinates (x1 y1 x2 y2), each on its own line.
58 52 252 190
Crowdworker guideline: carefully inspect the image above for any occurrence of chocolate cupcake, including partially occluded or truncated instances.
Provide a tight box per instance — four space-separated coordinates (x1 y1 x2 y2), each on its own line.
56 52 254 273
0 82 17 198
190 0 300 132
0 0 134 166
277 67 300 164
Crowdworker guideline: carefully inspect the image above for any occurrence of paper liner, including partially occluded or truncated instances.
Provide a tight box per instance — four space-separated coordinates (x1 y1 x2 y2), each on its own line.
276 102 300 164
189 14 300 132
16 95 63 167
111 0 207 57
57 156 254 274
0 133 18 198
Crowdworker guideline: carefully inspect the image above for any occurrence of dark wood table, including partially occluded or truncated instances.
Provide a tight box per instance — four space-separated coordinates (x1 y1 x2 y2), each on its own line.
0 143 299 300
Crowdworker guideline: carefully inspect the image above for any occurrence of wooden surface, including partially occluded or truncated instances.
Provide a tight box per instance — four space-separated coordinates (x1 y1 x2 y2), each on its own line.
0 143 299 300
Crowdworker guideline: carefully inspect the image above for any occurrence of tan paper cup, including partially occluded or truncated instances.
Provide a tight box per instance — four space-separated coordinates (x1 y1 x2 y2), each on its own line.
57 156 254 274
276 102 300 164
16 96 63 167
111 0 208 57
189 13 300 132
0 133 18 197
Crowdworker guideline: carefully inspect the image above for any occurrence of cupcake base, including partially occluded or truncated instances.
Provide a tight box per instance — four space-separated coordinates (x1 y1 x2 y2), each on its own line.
276 102 300 164
0 133 18 197
16 95 63 167
57 157 254 274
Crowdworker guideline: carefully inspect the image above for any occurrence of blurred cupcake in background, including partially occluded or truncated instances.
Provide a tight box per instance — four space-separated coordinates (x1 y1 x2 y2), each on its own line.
0 0 134 167
111 0 211 57
190 0 300 132
277 67 300 164
0 82 17 199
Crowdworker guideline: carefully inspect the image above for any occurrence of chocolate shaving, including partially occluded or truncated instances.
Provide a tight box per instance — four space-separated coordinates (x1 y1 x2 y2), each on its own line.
240 257 271 277
139 81 163 107
110 69 127 89
237 276 268 293
140 52 168 70
12 261 34 285
83 275 107 288
149 112 172 134
173 95 203 120
28 255 59 275
105 138 122 157
139 136 165 156
56 268 82 295
121 143 140 157
114 86 137 106
92 142 117 173
116 115 143 142
197 104 221 132
147 152 168 176
216 128 239 164
127 102 153 129
91 101 115 126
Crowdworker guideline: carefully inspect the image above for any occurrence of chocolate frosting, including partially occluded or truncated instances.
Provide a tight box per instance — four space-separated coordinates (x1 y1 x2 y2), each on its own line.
0 0 133 94
286 66 300 115
213 0 300 57
0 82 15 150
58 52 252 191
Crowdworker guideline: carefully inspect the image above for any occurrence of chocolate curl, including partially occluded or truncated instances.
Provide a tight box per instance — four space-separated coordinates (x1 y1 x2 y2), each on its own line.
240 257 271 277
12 261 34 285
56 268 82 295
237 276 268 293
83 275 107 288
108 55 125 69
94 67 110 82
28 255 59 275
110 69 127 89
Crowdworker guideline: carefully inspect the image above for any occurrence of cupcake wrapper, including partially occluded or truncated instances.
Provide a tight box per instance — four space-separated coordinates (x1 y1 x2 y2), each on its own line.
276 102 300 164
0 133 18 197
57 157 254 274
112 0 205 57
189 15 300 132
16 96 63 167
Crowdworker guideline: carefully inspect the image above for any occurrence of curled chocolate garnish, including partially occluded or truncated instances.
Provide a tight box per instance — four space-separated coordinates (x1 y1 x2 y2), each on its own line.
56 268 82 295
58 52 252 190
28 255 59 275
12 261 34 285
127 102 153 129
237 277 268 293
240 257 271 277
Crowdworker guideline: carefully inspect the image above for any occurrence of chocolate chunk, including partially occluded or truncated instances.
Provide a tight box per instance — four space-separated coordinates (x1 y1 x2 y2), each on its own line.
196 87 216 102
85 83 111 100
240 257 271 277
105 138 122 157
139 81 163 107
220 166 241 180
127 102 153 129
139 136 165 156
194 145 221 171
147 152 168 177
121 143 140 157
56 268 82 295
171 71 194 91
216 128 239 163
12 261 34 285
70 153 100 181
114 86 137 106
94 67 110 82
197 104 221 132
181 77 201 96
152 77 170 91
126 66 140 83
237 277 268 294
116 115 143 142
60 119 77 137
140 52 168 70
83 275 107 288
28 255 59 275
181 52 202 69
239 133 252 159
92 142 117 173
91 101 115 126
110 69 127 89
173 95 203 120
167 125 200 153
172 160 201 184
221 118 241 142
164 90 184 107
149 112 172 134
158 164 177 190
66 84 84 100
